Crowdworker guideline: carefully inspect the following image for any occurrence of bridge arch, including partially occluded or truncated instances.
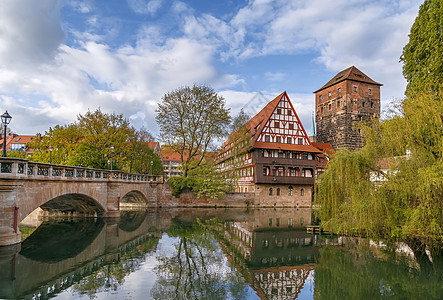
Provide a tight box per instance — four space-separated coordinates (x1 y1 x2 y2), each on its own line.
120 190 149 206
40 193 106 216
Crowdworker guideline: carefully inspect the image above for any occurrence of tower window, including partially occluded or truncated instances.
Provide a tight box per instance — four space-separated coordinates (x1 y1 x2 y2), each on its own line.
371 102 374 108
338 88 341 93
369 88 372 95
328 103 332 110
353 86 357 92
337 100 340 107
269 188 273 196
319 95 322 100
328 92 332 97
300 188 304 196
362 102 365 107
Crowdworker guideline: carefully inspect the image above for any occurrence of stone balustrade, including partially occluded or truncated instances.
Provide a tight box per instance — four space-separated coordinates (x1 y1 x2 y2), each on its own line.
0 157 163 183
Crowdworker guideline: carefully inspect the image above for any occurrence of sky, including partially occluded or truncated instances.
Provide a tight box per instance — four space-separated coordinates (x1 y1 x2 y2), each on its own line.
0 0 423 139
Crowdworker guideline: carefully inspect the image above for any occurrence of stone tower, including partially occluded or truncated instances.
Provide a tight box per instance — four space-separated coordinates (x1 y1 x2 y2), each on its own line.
314 66 382 151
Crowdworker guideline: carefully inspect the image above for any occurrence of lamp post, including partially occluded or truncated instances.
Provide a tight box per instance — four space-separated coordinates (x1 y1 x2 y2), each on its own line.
1 111 12 157
150 160 153 175
48 145 53 164
110 146 115 170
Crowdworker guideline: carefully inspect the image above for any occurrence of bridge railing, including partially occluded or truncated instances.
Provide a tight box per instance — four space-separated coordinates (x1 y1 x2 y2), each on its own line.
0 157 163 183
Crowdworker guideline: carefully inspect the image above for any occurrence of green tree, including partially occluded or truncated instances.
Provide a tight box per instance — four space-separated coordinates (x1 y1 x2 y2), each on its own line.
400 0 443 97
317 1 443 251
156 84 231 177
71 108 134 169
27 124 82 165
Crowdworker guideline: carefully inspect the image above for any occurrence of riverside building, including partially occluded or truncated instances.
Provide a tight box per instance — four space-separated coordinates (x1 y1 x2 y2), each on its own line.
216 92 322 207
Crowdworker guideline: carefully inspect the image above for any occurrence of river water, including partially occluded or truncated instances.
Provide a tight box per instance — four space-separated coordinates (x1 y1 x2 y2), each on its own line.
1 208 442 299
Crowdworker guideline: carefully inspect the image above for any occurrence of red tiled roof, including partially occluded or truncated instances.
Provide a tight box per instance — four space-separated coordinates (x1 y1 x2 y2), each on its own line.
147 141 160 151
314 66 382 93
161 146 190 162
311 142 334 157
0 134 36 150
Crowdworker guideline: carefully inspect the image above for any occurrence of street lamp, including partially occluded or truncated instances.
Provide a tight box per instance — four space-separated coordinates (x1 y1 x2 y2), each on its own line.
110 146 115 170
150 160 153 175
1 111 12 157
48 145 53 164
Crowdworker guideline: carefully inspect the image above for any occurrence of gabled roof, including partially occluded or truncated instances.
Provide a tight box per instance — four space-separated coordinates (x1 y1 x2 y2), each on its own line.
314 66 383 93
222 91 321 154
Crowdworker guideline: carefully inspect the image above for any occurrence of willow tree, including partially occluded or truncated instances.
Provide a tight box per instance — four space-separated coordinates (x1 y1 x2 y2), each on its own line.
317 0 443 251
156 84 231 177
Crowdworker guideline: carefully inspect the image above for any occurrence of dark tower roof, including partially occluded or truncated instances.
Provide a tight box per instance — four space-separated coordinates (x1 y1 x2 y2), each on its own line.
314 66 383 93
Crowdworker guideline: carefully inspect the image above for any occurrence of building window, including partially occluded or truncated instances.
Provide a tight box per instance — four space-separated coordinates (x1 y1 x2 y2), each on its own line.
371 102 374 108
277 188 280 196
362 102 365 107
300 188 304 196
278 168 284 176
277 108 281 114
275 122 280 128
265 135 270 142
328 91 332 97
276 218 280 226
291 168 296 176
288 186 293 196
338 88 341 93
276 136 281 143
269 218 272 226
319 95 322 100
369 88 372 95
287 109 292 115
289 123 294 130
298 138 303 145
321 107 324 113
328 103 332 110
353 86 357 92
337 100 340 107
287 137 292 144
269 188 273 196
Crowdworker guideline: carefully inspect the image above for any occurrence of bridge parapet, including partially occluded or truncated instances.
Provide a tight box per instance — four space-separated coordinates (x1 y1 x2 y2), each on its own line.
0 157 163 183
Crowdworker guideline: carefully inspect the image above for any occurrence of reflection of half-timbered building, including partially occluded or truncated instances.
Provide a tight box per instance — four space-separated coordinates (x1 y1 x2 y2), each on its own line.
217 92 321 207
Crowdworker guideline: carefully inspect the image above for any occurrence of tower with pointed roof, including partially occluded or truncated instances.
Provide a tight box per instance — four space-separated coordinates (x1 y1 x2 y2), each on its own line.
314 66 382 151
217 92 322 207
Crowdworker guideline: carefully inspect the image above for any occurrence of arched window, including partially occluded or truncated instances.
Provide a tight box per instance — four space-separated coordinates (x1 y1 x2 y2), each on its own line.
288 186 293 196
300 188 304 196
277 188 281 196
269 188 273 196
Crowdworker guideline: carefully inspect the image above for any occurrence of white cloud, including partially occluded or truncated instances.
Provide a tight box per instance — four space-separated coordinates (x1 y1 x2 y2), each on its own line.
127 0 163 15
0 0 65 69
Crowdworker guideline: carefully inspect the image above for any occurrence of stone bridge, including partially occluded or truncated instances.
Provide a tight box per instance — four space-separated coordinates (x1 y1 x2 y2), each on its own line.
0 157 164 246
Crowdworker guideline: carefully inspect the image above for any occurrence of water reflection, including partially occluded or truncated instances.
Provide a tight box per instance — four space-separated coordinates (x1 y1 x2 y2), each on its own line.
0 208 441 299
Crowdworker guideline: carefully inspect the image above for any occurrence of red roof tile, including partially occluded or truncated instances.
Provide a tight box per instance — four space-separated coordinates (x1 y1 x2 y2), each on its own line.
314 66 382 93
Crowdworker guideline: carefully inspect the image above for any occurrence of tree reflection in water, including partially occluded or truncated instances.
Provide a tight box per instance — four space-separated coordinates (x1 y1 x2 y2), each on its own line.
314 241 443 299
151 218 251 300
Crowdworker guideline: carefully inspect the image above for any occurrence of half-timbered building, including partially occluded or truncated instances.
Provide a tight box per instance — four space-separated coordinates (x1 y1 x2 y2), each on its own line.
217 92 322 207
